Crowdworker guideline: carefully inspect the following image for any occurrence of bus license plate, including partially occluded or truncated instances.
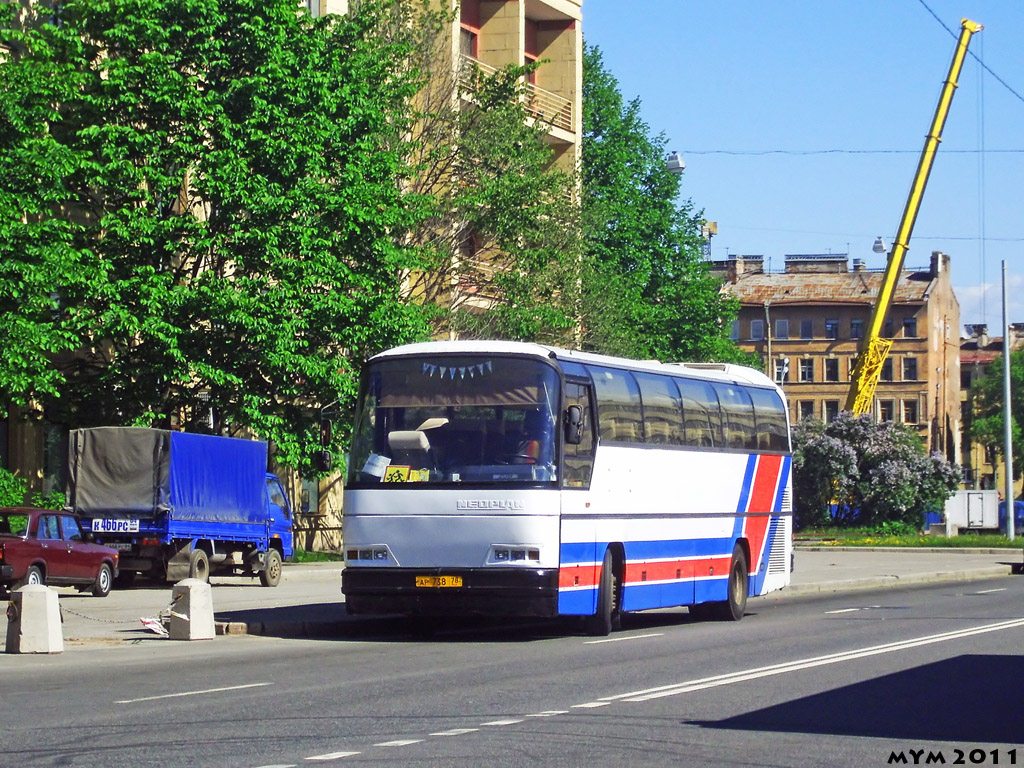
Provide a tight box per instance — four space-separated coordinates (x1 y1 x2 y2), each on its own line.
415 575 462 588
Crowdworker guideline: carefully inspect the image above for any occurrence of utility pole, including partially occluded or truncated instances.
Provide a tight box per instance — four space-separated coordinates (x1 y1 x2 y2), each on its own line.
1001 261 1015 540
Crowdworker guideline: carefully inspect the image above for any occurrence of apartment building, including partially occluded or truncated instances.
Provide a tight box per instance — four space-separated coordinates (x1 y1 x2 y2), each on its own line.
713 251 961 464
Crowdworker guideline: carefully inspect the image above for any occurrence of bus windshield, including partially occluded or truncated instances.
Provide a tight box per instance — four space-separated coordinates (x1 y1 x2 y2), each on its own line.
348 355 561 486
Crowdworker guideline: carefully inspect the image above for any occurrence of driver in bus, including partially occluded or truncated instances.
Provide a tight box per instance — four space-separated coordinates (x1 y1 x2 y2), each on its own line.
510 408 554 467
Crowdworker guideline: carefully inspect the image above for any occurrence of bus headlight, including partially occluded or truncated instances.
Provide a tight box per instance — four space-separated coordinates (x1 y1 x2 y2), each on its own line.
346 546 392 563
488 546 540 564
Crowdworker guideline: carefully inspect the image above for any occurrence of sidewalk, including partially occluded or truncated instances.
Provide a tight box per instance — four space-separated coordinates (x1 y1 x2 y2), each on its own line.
3 549 1022 649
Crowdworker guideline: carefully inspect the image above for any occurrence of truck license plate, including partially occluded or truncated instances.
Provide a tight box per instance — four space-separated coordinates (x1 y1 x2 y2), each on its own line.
91 519 140 534
415 575 462 588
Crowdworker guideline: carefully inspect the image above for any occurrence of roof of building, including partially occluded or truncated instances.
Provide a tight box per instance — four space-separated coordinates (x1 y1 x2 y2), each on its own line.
721 268 937 307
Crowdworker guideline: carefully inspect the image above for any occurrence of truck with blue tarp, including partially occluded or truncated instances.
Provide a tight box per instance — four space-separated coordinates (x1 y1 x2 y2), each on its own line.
66 427 293 587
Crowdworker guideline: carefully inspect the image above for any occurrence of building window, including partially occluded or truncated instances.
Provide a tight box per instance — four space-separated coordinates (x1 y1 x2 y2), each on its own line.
824 319 839 340
524 19 539 84
774 358 790 384
750 319 764 341
800 319 813 339
305 0 321 17
798 401 815 421
879 400 895 422
460 0 481 57
799 358 814 382
730 320 739 341
824 401 839 423
775 319 789 340
902 357 918 381
850 319 864 339
903 399 919 424
824 358 839 382
881 358 893 381
902 317 918 337
883 319 894 338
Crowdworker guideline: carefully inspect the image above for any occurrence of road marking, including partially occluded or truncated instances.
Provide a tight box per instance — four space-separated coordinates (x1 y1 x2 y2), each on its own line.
429 728 479 736
527 711 568 717
305 752 360 761
975 588 1007 594
597 617 1024 703
254 764 297 767
584 632 663 644
373 740 422 747
115 682 272 704
481 719 524 726
825 608 862 614
571 701 610 709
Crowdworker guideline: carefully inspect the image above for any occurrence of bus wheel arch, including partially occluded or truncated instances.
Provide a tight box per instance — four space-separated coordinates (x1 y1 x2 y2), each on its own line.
714 542 749 622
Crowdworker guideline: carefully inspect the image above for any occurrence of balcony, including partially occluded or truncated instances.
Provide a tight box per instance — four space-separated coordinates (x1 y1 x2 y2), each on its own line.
460 55 573 135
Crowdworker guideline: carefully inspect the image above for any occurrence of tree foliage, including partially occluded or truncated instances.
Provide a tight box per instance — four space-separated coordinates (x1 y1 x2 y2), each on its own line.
401 26 580 343
0 0 433 469
792 412 960 529
580 45 743 363
968 349 1024 484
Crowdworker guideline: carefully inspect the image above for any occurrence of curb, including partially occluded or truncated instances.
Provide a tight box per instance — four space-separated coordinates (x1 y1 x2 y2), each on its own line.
785 564 1015 597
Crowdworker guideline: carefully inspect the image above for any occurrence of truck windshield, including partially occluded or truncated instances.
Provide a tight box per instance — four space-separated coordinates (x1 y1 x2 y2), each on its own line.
348 355 560 486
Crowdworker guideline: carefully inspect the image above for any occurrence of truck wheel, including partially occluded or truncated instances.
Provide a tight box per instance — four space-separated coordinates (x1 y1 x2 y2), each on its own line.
259 549 282 587
18 565 44 588
92 563 113 597
188 548 210 583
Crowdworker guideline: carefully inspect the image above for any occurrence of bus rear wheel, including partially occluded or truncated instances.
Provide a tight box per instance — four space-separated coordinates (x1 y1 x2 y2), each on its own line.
585 549 621 637
711 544 748 622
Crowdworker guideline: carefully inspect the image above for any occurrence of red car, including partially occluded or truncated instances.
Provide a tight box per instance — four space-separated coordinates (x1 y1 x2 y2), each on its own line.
0 507 120 597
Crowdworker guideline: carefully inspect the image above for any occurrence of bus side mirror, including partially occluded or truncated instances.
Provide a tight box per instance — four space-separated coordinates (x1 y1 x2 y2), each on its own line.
564 405 584 445
314 450 333 472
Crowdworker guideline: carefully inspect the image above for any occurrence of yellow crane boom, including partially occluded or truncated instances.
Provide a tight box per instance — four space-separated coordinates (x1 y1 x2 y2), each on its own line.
846 18 982 415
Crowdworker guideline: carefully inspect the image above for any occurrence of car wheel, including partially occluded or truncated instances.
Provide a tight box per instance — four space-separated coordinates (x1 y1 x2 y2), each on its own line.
18 565 45 589
259 549 282 588
188 548 210 583
92 563 113 597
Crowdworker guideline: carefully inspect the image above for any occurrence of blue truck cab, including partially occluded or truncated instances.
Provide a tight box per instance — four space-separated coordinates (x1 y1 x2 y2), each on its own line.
67 427 294 587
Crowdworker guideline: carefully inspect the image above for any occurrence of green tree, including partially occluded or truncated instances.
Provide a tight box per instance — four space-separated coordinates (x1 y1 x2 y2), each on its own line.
401 27 580 344
792 412 960 529
968 349 1024 488
580 45 743 362
0 0 433 470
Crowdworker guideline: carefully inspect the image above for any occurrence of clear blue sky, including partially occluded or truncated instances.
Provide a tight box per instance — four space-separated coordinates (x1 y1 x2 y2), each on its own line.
582 0 1024 336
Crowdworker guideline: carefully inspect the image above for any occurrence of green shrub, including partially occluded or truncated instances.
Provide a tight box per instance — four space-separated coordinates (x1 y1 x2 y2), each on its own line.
0 468 28 506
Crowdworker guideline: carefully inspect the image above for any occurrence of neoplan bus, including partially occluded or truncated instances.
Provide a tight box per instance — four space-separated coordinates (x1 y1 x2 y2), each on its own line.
341 341 793 635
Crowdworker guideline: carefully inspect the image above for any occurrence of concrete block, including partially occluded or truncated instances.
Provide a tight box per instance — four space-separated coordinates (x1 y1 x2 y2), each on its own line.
168 578 215 641
6 585 63 654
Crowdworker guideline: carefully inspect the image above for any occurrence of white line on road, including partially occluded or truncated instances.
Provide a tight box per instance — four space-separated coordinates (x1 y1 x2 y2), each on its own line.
304 752 360 761
597 617 1024 703
584 632 664 644
527 711 569 717
373 740 422 747
481 719 524 726
115 682 272 704
571 701 611 709
429 728 479 736
975 588 1007 594
825 608 863 614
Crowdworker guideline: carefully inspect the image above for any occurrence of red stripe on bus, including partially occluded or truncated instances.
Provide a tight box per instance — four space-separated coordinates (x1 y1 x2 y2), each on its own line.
558 564 600 589
623 556 732 585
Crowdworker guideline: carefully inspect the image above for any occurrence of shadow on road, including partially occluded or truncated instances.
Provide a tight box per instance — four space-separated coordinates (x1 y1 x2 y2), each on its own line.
688 654 1024 744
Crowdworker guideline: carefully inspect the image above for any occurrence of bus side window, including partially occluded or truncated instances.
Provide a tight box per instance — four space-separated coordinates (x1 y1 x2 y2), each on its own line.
563 381 595 488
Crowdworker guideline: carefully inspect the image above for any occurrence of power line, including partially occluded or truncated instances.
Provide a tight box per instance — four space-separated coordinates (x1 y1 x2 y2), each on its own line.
678 148 1024 156
916 0 1024 105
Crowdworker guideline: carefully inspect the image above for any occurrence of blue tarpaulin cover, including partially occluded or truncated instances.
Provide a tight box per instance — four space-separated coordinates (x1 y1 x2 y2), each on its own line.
68 427 268 524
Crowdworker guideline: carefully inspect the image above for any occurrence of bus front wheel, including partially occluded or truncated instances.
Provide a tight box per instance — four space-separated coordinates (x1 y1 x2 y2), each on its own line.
585 549 621 637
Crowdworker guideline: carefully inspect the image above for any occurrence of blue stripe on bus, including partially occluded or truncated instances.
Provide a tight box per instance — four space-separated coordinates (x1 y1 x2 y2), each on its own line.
560 538 737 564
750 515 780 595
558 587 598 615
733 454 758 538
774 457 792 514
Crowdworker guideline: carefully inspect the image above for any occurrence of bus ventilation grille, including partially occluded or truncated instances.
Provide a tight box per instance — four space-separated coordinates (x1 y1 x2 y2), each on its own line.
780 486 793 513
767 521 788 574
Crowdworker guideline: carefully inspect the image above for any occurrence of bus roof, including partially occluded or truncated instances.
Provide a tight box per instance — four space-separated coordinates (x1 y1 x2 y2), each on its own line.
369 341 780 391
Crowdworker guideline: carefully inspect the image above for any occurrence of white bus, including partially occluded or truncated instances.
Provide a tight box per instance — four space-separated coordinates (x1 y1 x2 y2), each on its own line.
341 340 792 635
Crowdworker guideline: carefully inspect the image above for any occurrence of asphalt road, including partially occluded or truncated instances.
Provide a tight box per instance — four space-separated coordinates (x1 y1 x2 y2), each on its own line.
2 575 1022 768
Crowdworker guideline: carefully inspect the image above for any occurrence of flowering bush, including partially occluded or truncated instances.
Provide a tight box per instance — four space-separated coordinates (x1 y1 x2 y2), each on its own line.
792 412 960 529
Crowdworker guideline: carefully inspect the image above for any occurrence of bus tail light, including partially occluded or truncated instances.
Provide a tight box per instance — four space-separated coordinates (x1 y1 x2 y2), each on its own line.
490 546 540 564
346 546 391 563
